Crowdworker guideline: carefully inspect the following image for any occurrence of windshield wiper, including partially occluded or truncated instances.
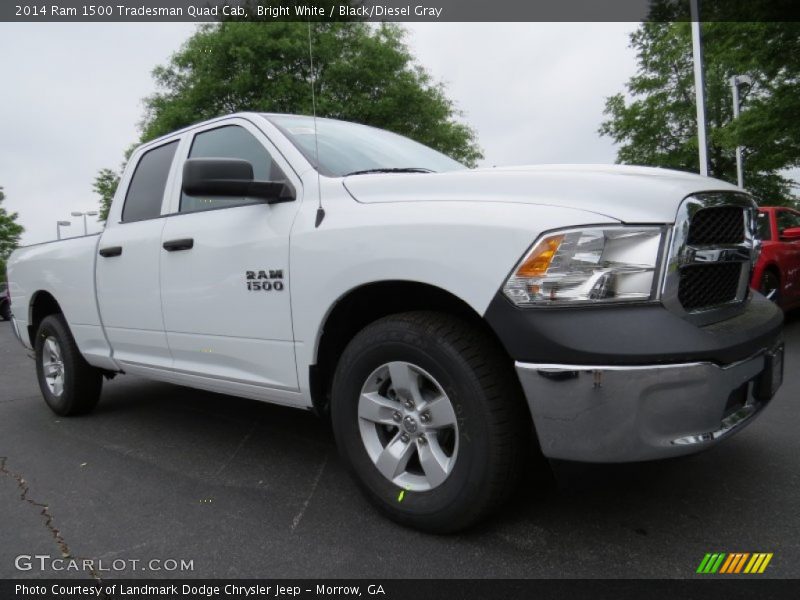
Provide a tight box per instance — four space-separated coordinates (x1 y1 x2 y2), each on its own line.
344 168 434 176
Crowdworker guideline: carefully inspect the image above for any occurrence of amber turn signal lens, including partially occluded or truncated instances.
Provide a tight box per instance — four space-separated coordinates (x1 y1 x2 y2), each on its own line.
515 234 564 278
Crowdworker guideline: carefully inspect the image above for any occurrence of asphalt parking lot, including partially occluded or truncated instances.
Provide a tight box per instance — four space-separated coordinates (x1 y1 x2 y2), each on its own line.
1 315 799 580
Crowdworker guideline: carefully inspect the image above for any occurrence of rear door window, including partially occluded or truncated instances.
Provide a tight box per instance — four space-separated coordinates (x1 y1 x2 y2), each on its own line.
121 141 179 223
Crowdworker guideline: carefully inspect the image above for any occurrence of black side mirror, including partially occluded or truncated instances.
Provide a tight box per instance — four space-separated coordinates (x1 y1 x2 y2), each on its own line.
182 158 294 203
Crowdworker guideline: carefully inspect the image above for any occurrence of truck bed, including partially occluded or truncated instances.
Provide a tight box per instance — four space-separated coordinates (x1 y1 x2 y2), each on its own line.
8 234 115 369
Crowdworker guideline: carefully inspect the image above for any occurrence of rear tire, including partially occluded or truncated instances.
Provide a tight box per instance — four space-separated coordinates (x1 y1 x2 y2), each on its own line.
34 314 103 416
331 311 529 533
0 301 10 321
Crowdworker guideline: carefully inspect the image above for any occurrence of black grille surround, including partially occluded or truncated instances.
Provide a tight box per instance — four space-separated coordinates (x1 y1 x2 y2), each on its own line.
678 262 743 311
687 206 746 245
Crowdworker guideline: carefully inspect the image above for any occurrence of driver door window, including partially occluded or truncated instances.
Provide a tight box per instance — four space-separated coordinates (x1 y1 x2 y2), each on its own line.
180 125 287 213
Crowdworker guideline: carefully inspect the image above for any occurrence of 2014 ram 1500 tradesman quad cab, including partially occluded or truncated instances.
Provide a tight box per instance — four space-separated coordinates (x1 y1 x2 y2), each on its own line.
8 113 784 532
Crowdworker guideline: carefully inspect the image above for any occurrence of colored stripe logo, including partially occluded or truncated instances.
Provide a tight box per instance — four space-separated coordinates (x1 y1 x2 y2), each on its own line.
697 552 773 574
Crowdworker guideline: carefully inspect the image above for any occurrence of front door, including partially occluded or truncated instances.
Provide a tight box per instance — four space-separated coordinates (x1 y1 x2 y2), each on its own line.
159 120 301 391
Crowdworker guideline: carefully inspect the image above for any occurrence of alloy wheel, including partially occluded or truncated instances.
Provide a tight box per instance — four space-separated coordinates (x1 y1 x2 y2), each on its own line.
357 361 459 491
41 336 65 397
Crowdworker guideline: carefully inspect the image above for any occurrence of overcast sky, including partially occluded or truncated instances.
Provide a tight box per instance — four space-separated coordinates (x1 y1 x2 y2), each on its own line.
0 22 638 245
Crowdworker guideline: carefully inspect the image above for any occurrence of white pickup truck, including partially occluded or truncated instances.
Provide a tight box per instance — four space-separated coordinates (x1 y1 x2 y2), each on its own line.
8 113 784 532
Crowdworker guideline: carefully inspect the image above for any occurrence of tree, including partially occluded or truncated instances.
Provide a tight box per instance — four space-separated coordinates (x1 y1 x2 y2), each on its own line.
0 186 25 281
600 21 799 205
94 168 121 222
96 21 482 216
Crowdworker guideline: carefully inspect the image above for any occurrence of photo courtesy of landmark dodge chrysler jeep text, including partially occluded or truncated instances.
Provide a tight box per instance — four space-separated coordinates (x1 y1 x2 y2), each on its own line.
7 113 784 532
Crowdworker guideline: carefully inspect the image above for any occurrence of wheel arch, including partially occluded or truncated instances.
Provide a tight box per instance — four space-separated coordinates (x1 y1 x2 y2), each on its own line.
27 290 64 347
309 280 516 416
760 263 782 288
763 262 781 277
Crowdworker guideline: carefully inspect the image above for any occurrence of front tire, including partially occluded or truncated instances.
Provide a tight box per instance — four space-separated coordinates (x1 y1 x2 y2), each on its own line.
0 301 10 321
34 314 103 416
331 311 528 533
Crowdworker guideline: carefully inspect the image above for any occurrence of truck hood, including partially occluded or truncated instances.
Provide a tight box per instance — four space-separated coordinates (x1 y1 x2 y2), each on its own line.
342 164 743 223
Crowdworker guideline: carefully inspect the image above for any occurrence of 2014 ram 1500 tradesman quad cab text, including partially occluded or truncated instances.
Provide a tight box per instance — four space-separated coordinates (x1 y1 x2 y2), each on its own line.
8 113 784 532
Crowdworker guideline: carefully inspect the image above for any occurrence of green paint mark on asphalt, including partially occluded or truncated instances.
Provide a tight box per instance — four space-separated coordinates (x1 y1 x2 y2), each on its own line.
397 489 405 502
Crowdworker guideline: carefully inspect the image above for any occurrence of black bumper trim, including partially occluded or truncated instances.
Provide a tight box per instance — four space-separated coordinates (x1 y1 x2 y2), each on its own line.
483 292 783 366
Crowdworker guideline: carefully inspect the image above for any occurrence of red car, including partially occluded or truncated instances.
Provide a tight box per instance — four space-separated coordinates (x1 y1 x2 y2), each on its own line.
751 206 800 309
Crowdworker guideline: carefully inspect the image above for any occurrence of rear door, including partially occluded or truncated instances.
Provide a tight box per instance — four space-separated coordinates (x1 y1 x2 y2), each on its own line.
158 118 302 391
96 139 180 368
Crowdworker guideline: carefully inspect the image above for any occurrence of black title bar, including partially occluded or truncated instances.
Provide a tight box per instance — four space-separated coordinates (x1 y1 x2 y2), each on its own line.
2 0 800 22
2 579 799 600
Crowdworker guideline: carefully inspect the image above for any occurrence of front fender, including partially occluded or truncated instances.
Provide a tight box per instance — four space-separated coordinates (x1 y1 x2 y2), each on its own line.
289 198 619 396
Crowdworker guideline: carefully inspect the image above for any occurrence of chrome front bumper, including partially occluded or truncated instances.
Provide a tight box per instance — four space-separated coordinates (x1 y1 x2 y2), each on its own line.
516 346 781 462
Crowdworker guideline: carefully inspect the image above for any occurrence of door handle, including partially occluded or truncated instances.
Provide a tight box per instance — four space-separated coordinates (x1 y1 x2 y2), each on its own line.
98 246 122 258
163 238 194 252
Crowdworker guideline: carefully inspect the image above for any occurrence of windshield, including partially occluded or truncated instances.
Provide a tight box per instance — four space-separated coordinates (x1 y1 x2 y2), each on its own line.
266 115 466 177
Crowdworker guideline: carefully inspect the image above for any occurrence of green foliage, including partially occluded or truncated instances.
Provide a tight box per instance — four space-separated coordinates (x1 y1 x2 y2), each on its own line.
0 186 25 281
97 22 482 217
94 168 121 222
142 22 481 162
600 21 799 206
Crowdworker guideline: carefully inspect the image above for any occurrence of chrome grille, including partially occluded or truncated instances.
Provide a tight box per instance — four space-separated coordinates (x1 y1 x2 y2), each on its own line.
662 193 757 326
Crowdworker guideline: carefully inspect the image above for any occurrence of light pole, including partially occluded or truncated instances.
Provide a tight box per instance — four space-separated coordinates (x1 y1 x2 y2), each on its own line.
730 74 753 188
70 211 99 236
56 221 71 240
690 0 709 176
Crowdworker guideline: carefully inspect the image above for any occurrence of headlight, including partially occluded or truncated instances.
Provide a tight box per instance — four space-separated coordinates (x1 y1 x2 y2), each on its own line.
502 226 663 306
